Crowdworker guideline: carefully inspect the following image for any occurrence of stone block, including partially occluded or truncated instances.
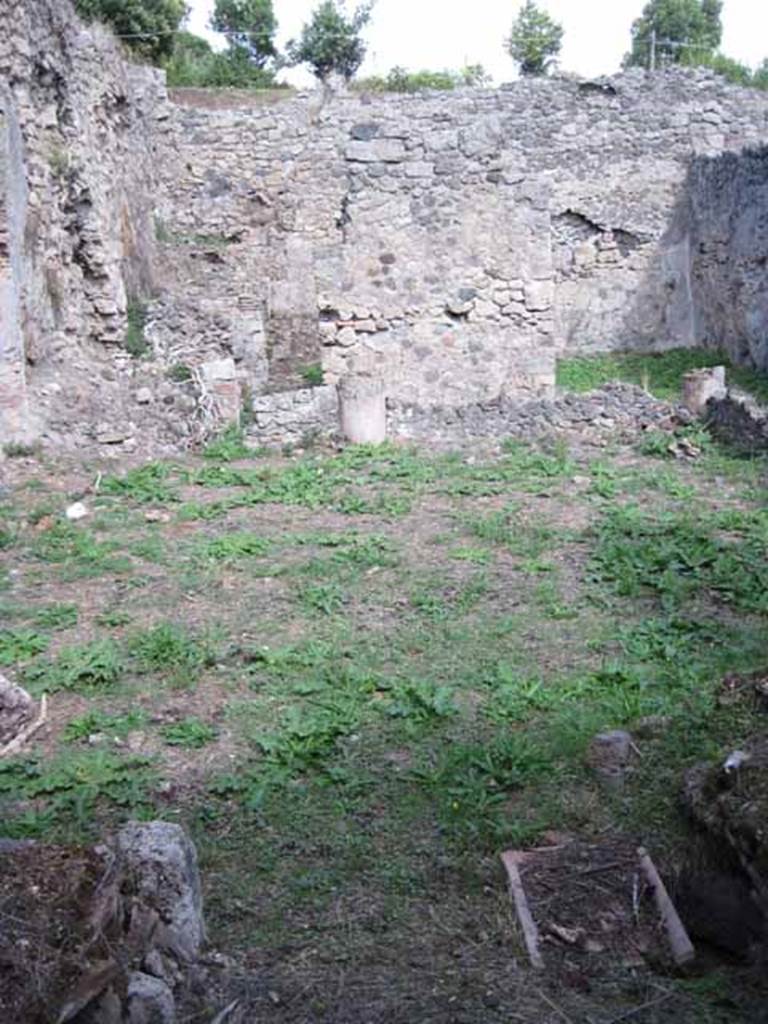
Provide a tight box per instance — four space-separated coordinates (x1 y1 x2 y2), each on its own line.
524 280 554 312
116 821 205 962
345 139 406 163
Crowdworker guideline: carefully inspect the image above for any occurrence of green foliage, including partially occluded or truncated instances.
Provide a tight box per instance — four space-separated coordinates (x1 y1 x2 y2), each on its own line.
254 701 358 773
624 0 722 70
33 603 79 630
287 0 373 81
211 0 277 67
506 1 564 76
30 523 131 579
637 424 711 458
2 441 41 458
23 639 123 693
0 752 155 835
128 622 214 684
0 629 48 666
384 680 458 723
102 462 177 503
556 347 768 404
424 734 553 846
162 718 217 748
298 580 345 615
203 425 251 462
167 362 193 382
124 300 149 357
73 0 187 62
95 609 133 627
701 51 753 85
357 64 490 93
754 58 768 91
591 504 768 613
64 708 147 742
192 531 271 563
300 362 324 387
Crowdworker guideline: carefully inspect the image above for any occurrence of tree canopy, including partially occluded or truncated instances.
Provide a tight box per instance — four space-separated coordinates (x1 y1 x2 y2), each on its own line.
505 1 564 77
624 0 722 69
210 0 277 69
73 0 188 62
286 1 374 82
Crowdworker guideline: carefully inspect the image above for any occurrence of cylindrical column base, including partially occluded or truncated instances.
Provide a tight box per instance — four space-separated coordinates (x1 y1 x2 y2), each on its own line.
682 366 726 417
338 374 386 444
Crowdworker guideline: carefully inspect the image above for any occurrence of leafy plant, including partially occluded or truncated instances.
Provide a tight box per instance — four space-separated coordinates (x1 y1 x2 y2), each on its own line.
0 629 48 665
0 751 155 835
161 718 217 748
298 581 345 615
506 0 564 76
64 708 147 742
33 603 79 630
385 680 458 723
101 462 177 504
300 363 324 387
95 609 133 627
128 622 214 684
591 505 768 613
124 300 150 357
286 0 373 82
23 639 123 693
192 531 271 563
203 425 251 462
30 523 131 578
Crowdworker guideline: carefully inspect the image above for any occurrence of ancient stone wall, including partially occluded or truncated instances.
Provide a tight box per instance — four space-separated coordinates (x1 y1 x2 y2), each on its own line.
5 0 768 450
0 0 167 443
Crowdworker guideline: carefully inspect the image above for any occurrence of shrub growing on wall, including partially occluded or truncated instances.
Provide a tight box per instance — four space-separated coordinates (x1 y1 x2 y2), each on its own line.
73 0 187 63
505 1 564 77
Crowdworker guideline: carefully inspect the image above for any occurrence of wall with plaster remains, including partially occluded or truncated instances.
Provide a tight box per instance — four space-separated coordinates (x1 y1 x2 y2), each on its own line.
690 146 768 370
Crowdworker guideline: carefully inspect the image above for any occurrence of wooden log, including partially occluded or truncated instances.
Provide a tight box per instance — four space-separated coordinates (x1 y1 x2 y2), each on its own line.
501 849 544 969
637 846 695 965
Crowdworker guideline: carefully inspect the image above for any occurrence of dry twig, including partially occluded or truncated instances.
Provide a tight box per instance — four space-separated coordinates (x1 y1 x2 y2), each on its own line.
637 847 694 965
501 850 543 969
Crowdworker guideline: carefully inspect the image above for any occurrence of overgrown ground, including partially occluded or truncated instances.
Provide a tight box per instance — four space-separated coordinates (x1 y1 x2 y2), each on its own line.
1 367 767 1022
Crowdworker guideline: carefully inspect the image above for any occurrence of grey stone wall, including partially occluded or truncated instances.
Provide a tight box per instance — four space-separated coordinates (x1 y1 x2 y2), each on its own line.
691 147 768 370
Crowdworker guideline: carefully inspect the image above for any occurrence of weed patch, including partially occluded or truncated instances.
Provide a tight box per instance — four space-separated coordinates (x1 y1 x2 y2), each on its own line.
591 505 768 613
162 718 217 748
23 639 123 693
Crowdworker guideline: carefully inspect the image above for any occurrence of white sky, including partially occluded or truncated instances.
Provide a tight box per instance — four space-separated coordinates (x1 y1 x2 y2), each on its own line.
186 0 767 87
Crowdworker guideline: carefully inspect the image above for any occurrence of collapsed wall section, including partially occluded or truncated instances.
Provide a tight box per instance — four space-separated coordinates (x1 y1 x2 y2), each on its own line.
0 0 167 443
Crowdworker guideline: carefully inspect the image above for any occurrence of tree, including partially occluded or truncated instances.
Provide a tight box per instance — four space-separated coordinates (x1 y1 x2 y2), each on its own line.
210 0 277 69
623 0 722 70
505 1 564 77
73 0 188 63
286 1 374 82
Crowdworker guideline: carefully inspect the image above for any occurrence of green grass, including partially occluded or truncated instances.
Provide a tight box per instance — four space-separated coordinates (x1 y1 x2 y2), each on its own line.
557 346 768 403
